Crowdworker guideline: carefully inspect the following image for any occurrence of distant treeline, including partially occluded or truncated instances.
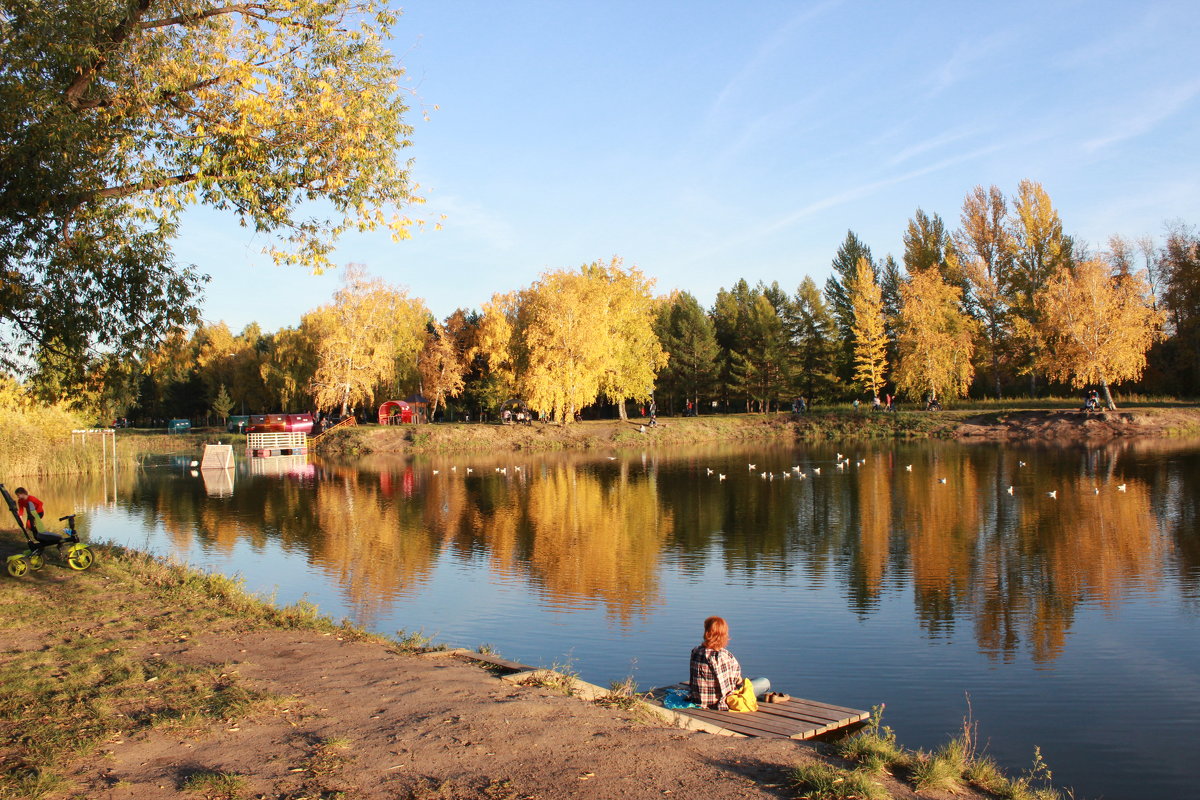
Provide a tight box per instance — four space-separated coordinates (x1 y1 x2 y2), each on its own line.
16 180 1199 423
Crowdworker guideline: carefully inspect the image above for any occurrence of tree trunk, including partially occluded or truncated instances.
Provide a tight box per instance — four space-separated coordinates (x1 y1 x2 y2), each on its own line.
617 400 627 421
1102 380 1116 410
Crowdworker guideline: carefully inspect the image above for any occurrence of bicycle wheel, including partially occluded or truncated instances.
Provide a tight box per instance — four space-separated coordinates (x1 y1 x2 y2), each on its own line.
28 553 44 571
7 557 28 578
66 546 94 571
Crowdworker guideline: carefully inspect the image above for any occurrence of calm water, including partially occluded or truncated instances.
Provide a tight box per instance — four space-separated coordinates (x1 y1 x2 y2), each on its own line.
29 437 1200 800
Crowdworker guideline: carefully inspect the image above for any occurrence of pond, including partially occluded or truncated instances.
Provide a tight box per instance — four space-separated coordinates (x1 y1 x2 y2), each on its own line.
27 437 1200 800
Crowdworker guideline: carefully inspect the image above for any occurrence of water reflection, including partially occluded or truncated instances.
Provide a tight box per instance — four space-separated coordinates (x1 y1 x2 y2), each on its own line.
24 437 1200 800
30 438 1200 659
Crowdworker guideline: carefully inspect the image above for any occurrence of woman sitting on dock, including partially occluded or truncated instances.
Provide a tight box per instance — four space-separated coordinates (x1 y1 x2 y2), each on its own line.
690 616 771 710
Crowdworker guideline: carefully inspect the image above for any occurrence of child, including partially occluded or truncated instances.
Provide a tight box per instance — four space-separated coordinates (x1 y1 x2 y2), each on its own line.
14 487 46 533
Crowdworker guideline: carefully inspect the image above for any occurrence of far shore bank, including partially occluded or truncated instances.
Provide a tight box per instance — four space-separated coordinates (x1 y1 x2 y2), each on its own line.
316 405 1200 458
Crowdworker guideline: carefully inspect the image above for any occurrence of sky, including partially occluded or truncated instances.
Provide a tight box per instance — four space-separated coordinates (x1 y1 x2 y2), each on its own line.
175 0 1200 333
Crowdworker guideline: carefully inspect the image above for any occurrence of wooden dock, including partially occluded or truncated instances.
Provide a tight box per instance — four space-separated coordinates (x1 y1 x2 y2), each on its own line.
422 650 868 741
645 682 869 740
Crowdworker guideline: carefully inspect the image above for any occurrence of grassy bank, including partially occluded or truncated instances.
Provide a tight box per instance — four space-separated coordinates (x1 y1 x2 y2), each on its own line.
318 411 958 457
0 530 402 799
0 532 1066 800
0 413 244 478
317 402 1200 457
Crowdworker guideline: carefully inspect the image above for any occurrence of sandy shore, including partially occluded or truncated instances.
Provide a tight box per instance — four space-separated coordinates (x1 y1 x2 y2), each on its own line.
0 536 1001 800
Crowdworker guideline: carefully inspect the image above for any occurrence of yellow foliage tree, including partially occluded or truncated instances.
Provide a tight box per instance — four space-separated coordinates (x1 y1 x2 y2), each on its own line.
307 266 428 415
590 259 668 419
1036 259 1165 409
517 269 610 423
417 319 467 418
895 268 978 405
850 257 888 400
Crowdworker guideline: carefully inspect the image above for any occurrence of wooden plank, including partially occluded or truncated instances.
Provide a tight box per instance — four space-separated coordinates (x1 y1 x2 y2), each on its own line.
677 707 805 738
676 709 790 738
646 683 868 740
453 650 535 672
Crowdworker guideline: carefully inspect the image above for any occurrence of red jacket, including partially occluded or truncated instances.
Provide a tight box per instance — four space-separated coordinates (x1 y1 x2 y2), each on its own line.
17 495 44 527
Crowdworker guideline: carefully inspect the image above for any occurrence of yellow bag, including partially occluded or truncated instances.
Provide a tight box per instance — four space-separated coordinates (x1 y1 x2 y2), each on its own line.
726 678 758 713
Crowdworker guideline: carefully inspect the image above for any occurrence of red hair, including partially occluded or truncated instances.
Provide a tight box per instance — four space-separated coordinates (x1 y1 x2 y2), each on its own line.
702 616 729 650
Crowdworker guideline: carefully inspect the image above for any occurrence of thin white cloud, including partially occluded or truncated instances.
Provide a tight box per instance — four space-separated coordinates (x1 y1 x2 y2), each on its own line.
925 30 1017 97
886 127 982 167
428 195 518 251
705 0 845 124
1082 78 1200 152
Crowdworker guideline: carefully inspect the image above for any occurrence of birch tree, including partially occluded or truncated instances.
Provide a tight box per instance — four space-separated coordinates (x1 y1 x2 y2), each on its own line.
894 269 978 405
956 185 1015 398
1037 259 1165 409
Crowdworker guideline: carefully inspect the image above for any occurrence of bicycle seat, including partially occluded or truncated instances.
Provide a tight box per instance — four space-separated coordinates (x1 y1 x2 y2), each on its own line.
35 532 65 545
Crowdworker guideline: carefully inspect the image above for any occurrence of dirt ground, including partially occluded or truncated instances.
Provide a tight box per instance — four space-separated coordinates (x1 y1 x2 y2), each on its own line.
0 548 980 800
953 407 1200 441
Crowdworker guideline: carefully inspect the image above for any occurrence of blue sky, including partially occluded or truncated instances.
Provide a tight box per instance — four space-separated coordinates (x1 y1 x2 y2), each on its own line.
177 0 1200 333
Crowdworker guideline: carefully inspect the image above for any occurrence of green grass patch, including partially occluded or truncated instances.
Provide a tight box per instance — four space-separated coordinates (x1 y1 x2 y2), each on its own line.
181 770 249 800
790 762 890 800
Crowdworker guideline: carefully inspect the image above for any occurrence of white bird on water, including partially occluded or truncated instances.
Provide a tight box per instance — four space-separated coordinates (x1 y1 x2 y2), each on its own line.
812 467 821 475
793 466 801 473
938 478 947 484
1093 487 1100 495
1007 486 1014 495
190 460 199 467
836 452 844 461
1019 461 1027 467
782 472 791 479
905 465 913 472
1117 483 1127 492
837 461 846 470
432 470 439 475
466 468 473 474
748 463 756 470
1047 490 1057 499
718 474 726 480
706 468 714 475
451 466 457 472
607 456 617 460
760 472 768 479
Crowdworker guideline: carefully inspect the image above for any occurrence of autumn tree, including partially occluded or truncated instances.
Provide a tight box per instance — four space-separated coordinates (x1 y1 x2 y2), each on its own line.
0 0 419 365
260 325 319 412
417 319 466 418
956 185 1015 398
1037 259 1165 408
894 269 978 405
1008 180 1073 393
590 259 667 419
475 293 521 414
653 291 718 412
850 257 888 401
514 269 609 423
308 266 428 415
825 231 875 386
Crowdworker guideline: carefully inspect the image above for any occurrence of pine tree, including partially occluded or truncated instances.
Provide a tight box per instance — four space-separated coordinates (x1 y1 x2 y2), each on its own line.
211 384 234 423
825 231 875 390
